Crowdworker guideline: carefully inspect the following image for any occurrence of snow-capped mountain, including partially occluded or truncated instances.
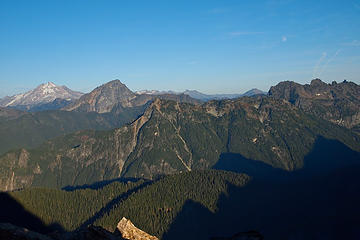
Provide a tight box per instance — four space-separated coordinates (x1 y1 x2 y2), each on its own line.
0 82 83 108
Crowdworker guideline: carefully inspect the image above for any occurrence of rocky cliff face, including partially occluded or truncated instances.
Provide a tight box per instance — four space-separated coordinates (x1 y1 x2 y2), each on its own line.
0 105 155 190
1 97 359 191
116 217 159 240
63 80 138 113
269 79 360 132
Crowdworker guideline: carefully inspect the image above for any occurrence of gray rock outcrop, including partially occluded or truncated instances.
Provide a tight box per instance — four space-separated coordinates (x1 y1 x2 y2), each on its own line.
116 217 159 240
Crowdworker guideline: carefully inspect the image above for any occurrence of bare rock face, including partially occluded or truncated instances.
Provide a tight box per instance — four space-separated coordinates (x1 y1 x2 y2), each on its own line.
269 79 360 131
63 80 138 113
116 217 159 240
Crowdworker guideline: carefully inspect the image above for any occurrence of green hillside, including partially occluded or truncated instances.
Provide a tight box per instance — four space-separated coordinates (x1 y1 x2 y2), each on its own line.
1 97 359 191
0 105 145 156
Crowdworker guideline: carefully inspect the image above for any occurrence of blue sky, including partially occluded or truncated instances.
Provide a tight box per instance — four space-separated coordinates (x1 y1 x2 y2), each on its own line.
1 0 359 97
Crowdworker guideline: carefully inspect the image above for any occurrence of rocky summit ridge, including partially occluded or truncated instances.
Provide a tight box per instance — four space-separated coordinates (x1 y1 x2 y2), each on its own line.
269 79 360 132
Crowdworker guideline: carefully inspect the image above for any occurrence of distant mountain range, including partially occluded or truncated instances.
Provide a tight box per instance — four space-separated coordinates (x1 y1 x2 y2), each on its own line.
135 88 266 101
0 78 359 160
0 80 201 156
1 78 359 187
0 81 264 113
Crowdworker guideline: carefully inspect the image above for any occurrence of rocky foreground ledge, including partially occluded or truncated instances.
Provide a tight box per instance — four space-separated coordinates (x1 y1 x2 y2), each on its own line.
116 217 159 240
0 217 159 240
0 218 264 240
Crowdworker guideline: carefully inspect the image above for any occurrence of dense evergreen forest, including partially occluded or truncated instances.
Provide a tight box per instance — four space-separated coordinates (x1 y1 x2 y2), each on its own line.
8 170 250 238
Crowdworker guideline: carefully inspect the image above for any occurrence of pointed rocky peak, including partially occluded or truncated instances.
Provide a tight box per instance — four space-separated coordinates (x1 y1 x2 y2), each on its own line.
100 79 127 88
41 82 57 88
94 79 135 97
35 82 60 95
63 80 137 113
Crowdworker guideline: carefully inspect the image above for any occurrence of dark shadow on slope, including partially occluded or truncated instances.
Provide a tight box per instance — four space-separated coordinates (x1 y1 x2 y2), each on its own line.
210 230 264 240
300 135 360 176
213 136 360 179
62 177 142 191
213 153 288 181
212 166 360 240
77 180 153 230
162 200 215 240
165 136 360 240
0 192 64 234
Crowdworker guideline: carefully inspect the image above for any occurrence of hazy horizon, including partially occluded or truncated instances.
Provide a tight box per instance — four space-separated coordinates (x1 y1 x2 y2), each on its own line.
1 78 355 98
